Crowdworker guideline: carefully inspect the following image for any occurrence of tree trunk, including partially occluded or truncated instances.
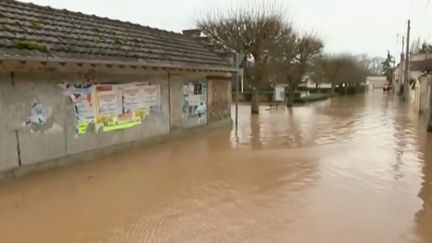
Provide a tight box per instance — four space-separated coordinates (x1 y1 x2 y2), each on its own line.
251 87 260 114
287 85 295 107
331 83 336 94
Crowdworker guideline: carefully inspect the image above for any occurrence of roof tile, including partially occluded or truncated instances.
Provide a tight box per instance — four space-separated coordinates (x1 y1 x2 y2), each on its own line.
0 0 231 69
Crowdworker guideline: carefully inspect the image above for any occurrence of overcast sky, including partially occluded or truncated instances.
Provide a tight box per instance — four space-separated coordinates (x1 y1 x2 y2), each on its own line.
21 0 432 59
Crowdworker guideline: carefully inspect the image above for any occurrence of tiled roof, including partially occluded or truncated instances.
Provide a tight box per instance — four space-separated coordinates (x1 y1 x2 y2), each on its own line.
0 0 232 70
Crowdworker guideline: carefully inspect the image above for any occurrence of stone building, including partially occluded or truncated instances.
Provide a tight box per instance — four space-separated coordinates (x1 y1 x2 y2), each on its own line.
0 0 235 176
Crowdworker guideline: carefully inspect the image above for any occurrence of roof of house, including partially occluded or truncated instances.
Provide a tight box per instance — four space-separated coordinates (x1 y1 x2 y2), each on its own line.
0 0 232 70
411 53 432 71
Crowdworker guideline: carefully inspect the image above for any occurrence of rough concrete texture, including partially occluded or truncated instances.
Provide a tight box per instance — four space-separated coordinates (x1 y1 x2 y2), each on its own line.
0 69 230 172
0 118 232 184
208 80 230 123
169 76 183 130
12 75 68 166
0 73 19 170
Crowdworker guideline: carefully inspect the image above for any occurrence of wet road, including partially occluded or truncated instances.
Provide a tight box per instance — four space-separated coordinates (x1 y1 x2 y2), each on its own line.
0 93 431 243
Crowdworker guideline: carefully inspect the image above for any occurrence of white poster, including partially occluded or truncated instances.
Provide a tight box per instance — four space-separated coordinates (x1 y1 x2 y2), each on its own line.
122 85 145 113
95 85 122 117
71 86 94 121
142 85 160 107
275 86 286 101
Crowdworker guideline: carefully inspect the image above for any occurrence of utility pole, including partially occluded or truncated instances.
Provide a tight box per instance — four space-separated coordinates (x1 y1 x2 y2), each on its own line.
403 20 411 101
235 54 239 128
398 36 405 95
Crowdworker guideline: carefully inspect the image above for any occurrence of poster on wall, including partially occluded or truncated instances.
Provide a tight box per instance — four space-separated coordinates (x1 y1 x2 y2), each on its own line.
122 83 150 124
143 84 160 107
72 85 95 135
95 85 122 117
95 84 138 133
183 81 207 119
93 83 161 133
122 84 145 113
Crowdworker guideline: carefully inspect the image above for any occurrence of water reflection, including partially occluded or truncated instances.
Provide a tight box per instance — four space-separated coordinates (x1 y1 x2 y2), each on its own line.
0 92 430 243
415 133 432 243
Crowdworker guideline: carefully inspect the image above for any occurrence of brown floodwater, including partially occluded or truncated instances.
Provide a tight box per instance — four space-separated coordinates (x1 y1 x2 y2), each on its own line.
0 93 431 243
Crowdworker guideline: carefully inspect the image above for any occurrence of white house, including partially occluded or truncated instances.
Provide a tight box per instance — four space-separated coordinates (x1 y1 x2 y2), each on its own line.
365 76 388 90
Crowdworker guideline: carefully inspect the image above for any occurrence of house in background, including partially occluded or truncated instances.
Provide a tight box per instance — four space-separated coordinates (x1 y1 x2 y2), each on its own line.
393 63 403 94
365 76 388 90
0 0 236 175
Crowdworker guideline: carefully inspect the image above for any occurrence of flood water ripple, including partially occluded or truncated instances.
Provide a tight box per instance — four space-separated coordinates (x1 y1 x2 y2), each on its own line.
0 93 431 243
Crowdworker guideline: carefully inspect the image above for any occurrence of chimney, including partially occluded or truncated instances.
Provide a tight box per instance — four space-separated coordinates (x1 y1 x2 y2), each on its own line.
182 29 201 38
183 29 236 65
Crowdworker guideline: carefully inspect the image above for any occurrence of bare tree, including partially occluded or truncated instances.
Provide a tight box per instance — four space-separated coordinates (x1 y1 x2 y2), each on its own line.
356 54 384 75
288 34 323 106
312 54 370 93
197 3 286 114
312 55 345 93
271 32 323 106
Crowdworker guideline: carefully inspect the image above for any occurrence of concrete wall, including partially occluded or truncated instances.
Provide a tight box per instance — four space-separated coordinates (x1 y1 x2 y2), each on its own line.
418 76 429 114
427 79 432 132
0 73 19 170
0 68 232 172
208 80 231 123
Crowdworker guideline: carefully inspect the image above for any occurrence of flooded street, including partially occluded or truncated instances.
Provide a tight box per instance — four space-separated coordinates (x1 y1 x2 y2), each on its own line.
0 93 431 243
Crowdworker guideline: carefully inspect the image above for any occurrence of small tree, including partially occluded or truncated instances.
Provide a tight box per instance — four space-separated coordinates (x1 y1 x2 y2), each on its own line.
197 4 286 114
382 51 395 84
356 54 384 75
312 55 345 93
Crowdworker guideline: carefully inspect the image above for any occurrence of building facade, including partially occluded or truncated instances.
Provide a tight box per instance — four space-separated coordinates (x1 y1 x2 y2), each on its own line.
0 1 235 174
410 54 432 132
365 76 388 90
